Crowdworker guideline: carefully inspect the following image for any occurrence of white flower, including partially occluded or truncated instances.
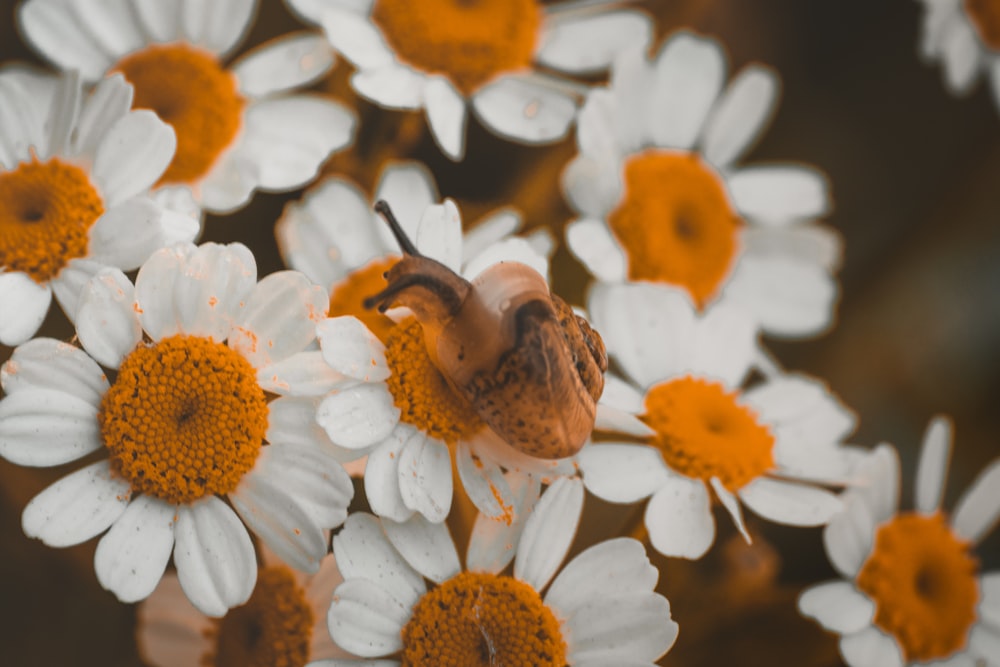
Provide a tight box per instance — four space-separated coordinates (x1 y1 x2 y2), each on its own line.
286 0 653 160
0 242 355 616
19 0 356 216
918 0 1000 111
799 417 1000 667
0 69 197 346
581 282 860 559
323 477 678 665
564 30 842 338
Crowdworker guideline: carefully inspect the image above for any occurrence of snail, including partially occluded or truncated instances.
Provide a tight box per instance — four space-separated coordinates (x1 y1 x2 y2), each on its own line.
364 200 607 459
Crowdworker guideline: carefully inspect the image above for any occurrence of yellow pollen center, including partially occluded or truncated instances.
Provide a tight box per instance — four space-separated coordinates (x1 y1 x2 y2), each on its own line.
204 566 314 667
115 43 244 185
608 150 741 308
329 255 400 343
384 319 484 444
401 571 566 667
965 0 1000 50
98 334 268 504
642 376 775 491
0 158 104 283
856 512 980 662
371 0 541 95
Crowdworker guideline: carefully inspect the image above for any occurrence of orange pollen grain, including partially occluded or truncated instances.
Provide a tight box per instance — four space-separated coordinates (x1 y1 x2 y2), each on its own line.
203 566 314 667
371 0 541 95
329 255 400 343
98 334 268 504
642 376 774 491
401 571 566 667
115 43 244 185
608 150 741 308
965 0 1000 50
384 319 484 445
856 512 980 662
0 158 104 283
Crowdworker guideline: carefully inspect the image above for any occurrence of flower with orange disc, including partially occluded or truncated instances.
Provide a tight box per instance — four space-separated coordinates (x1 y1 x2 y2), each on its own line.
799 417 1000 666
563 30 842 339
918 0 1000 110
324 477 678 666
18 0 356 216
0 242 355 615
285 0 653 160
0 69 197 346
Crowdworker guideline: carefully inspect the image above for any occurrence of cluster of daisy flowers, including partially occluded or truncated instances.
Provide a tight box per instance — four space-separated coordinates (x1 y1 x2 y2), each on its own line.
0 1 997 666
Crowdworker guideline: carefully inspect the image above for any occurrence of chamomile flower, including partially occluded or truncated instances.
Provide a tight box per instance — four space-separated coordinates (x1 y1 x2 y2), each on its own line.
324 477 678 666
0 242 355 615
799 418 1000 667
564 31 842 338
285 0 653 160
19 0 356 216
918 0 1000 110
582 283 858 559
0 69 197 346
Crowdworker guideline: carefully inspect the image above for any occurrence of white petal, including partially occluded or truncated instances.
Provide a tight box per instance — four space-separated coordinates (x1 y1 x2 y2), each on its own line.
75 268 141 370
537 9 653 74
88 198 178 271
593 404 654 438
382 515 461 584
798 581 874 635
255 443 353 530
18 0 115 80
22 460 130 547
364 428 414 522
398 435 453 523
839 626 904 667
317 316 390 382
327 579 409 657
461 208 521 262
466 474 540 574
92 110 176 208
94 495 176 603
179 0 257 57
233 31 336 98
319 7 393 69
0 73 49 168
72 73 132 159
0 388 100 466
702 65 779 167
741 375 855 450
645 475 714 559
472 75 577 144
374 161 438 241
596 373 645 414
456 440 515 519
969 624 1000 663
579 444 668 503
916 416 953 514
42 69 81 159
545 538 658 616
691 303 757 386
564 593 677 664
174 497 257 617
351 65 426 109
561 154 624 219
0 272 52 346
712 477 752 542
135 574 212 666
50 258 104 323
991 58 1000 111
424 76 467 161
727 166 831 224
824 493 877 579
258 351 352 396
415 200 463 272
196 149 259 214
167 242 258 342
564 218 628 283
952 457 1000 544
131 0 181 43
266 396 351 458
739 477 842 526
286 0 374 23
0 337 107 404
942 14 982 94
855 444 901 525
132 244 189 340
317 383 400 449
462 238 549 282
333 513 425 608
981 571 1000 627
514 477 584 592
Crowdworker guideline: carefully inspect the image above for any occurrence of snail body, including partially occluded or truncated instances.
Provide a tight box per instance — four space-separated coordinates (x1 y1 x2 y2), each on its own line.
365 201 607 459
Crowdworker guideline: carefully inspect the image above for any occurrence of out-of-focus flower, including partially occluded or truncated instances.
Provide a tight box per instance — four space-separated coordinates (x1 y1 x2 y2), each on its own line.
918 0 1000 110
0 70 196 346
583 283 859 559
323 477 678 665
564 31 841 339
799 417 1000 667
0 242 355 615
18 0 356 216
286 0 652 160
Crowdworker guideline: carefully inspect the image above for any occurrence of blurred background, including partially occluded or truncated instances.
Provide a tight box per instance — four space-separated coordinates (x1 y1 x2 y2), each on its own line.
1 0 998 665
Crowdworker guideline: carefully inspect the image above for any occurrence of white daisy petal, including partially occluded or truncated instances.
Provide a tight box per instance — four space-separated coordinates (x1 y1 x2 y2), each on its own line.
839 626 904 667
317 383 400 449
257 443 354 530
42 69 81 159
594 403 655 438
741 375 855 449
514 477 584 592
365 428 415 522
22 460 130 547
545 538 658 616
824 493 877 579
333 513 425 608
597 373 646 414
0 388 101 467
462 237 549 282
50 258 107 323
233 31 336 98
467 474 540 574
969 624 1000 663
67 0 149 58
727 165 831 224
424 76 467 161
473 76 577 144
197 149 259 214
565 218 628 283
266 396 350 457
645 475 714 559
319 7 394 69
456 440 515 519
92 110 176 208
374 162 438 240
398 434 453 523
915 416 953 515
317 316 390 382
579 444 668 504
0 74 47 168
327 578 409 657
537 9 653 75
179 0 257 57
88 198 181 272
741 224 842 273
798 581 875 635
0 337 108 405
351 65 426 110
0 272 52 347
173 497 256 617
416 200 463 272
75 268 141 370
132 0 182 43
286 0 375 24
739 477 842 526
702 65 779 168
856 444 901 524
258 351 352 396
647 32 725 150
94 495 176 603
135 575 211 667
561 152 623 219
565 594 678 664
951 457 1000 544
132 244 189 340
941 14 981 94
691 303 757 386
981 572 1000 627
172 242 258 342
711 477 752 542
18 0 115 80
382 514 461 584
461 208 522 262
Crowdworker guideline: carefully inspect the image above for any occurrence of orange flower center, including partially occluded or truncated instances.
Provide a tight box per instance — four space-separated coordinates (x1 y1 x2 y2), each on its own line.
371 0 541 95
115 43 244 185
642 376 774 491
328 255 400 343
608 150 741 308
856 512 980 663
99 335 268 504
204 566 314 667
965 0 1000 50
384 319 484 445
401 571 566 667
0 158 104 283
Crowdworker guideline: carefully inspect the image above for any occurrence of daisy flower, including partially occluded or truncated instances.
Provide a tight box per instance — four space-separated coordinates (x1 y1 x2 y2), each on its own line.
285 0 653 160
324 477 678 666
799 417 1000 667
19 0 356 216
0 69 197 346
0 242 355 615
918 0 1000 110
582 282 858 559
563 30 842 339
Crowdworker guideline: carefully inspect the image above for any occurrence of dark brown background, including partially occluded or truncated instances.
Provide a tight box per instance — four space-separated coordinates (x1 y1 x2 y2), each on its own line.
1 1 998 665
